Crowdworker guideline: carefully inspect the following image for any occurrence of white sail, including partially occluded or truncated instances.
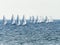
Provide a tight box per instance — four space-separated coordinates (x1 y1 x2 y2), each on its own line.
11 15 15 25
16 15 21 26
3 16 7 25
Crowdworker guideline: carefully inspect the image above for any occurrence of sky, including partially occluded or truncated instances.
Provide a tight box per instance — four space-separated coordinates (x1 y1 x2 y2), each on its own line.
0 0 60 20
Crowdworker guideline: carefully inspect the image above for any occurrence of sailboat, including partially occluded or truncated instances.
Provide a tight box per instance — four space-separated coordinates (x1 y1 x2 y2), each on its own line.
22 20 26 25
26 16 32 24
22 15 26 25
35 16 39 23
16 15 21 26
11 15 15 25
31 16 35 23
43 16 48 23
30 16 31 21
46 17 53 23
29 16 32 23
44 16 53 23
3 16 7 25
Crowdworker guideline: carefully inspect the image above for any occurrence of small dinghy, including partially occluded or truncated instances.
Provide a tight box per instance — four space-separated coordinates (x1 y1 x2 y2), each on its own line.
22 15 26 25
31 16 35 23
44 16 53 23
11 15 16 25
28 16 32 23
45 16 49 23
22 20 26 25
3 16 7 25
35 16 39 23
16 15 21 26
41 16 48 23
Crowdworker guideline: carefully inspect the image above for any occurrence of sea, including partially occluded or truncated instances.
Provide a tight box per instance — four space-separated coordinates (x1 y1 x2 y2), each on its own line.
0 20 60 45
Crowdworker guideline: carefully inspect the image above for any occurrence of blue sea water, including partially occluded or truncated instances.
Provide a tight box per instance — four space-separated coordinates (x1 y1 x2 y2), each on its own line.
0 20 60 45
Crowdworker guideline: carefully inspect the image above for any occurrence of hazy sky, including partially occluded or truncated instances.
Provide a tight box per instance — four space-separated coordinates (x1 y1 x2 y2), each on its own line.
0 0 60 19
